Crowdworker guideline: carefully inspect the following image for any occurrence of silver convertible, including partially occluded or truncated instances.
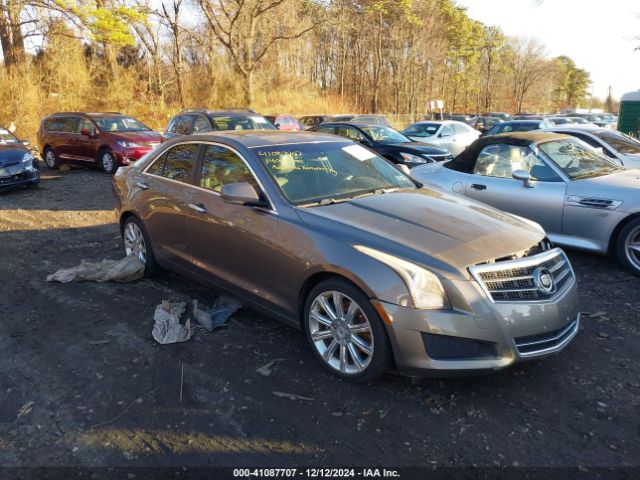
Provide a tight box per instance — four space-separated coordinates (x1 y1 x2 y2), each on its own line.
411 132 640 276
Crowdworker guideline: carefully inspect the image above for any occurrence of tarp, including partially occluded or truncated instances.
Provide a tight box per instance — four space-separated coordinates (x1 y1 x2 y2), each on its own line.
46 256 145 283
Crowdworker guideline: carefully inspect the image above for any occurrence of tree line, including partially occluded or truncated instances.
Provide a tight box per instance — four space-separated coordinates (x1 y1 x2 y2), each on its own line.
0 0 595 134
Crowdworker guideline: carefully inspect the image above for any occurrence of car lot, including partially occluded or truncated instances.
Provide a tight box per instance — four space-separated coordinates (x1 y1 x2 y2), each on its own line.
1 165 639 470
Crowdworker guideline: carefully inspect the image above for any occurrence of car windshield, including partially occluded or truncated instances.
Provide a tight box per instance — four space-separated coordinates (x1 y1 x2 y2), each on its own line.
253 141 416 205
359 125 411 144
539 139 623 180
94 117 150 132
211 115 277 130
404 123 440 138
592 131 640 154
0 128 19 143
570 117 590 124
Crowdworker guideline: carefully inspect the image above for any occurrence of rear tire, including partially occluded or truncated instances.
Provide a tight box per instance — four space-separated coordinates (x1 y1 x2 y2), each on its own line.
616 217 640 277
122 216 160 277
303 278 392 382
99 149 118 174
43 147 59 170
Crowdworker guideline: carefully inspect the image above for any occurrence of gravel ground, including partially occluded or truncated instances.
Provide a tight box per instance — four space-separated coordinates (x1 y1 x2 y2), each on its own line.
0 165 639 476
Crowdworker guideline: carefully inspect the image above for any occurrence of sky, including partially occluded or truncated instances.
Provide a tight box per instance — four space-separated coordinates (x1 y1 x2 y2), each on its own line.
456 0 640 100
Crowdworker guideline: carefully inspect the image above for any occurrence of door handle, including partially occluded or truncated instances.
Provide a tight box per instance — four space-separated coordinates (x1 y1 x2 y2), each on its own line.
135 181 149 190
188 203 207 214
471 184 487 191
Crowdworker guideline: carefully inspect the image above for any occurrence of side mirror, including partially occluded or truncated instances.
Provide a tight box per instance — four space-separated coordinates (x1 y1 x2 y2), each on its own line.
221 182 261 205
80 128 95 137
21 139 30 146
512 169 535 188
439 132 451 138
358 138 372 147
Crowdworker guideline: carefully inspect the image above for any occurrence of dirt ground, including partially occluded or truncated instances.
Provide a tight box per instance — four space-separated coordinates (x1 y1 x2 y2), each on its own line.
0 164 639 476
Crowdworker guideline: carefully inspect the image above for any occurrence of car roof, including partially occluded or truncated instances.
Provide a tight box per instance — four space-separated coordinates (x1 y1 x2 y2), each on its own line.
315 122 386 129
45 112 124 118
498 120 545 124
546 126 606 133
161 130 347 149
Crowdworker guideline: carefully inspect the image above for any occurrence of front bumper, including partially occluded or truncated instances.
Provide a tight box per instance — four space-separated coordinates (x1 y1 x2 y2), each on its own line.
114 147 155 166
380 278 580 377
0 166 40 191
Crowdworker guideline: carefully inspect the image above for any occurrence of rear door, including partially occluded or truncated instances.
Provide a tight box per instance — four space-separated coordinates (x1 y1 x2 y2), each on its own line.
137 142 201 266
463 143 566 233
187 143 286 309
54 116 80 161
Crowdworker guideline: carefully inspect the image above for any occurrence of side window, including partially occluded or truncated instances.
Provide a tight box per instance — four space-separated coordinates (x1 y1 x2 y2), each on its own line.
59 117 79 133
314 126 335 134
161 143 200 183
175 115 194 135
193 115 213 133
78 118 96 134
337 126 365 141
474 145 534 178
572 133 614 157
166 116 180 134
146 152 166 176
199 145 258 193
440 125 453 136
452 123 467 135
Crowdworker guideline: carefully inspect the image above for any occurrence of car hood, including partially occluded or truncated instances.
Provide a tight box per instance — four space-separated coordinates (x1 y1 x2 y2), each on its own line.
0 143 28 167
620 154 640 169
296 188 545 278
110 131 162 144
569 169 640 212
395 142 449 155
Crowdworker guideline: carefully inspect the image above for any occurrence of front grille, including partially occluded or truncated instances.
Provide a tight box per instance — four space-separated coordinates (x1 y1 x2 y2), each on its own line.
514 317 579 356
422 333 497 360
468 248 574 303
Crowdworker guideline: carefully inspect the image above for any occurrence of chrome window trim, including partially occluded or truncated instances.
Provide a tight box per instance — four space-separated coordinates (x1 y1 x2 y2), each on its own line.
468 247 576 304
141 140 278 214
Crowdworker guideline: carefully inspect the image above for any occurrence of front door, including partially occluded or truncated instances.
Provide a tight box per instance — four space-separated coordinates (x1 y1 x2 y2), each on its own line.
187 143 286 310
136 142 201 266
73 117 101 162
463 143 566 234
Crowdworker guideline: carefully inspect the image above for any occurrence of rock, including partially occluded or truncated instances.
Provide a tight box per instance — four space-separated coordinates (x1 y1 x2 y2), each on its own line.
597 332 609 339
589 311 607 318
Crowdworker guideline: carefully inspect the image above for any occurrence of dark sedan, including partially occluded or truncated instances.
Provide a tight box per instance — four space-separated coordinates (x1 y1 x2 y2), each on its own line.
0 127 40 191
484 119 553 136
309 122 452 167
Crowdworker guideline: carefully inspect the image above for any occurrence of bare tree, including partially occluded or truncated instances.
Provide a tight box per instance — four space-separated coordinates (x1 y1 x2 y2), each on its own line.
196 0 320 106
507 37 548 113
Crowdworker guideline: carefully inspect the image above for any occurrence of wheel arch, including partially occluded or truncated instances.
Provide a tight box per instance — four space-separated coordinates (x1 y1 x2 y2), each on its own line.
608 212 640 255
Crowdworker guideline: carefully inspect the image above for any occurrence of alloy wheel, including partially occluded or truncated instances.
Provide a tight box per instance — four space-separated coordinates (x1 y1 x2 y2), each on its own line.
102 152 115 173
308 291 374 375
123 222 147 264
45 150 56 168
624 225 640 271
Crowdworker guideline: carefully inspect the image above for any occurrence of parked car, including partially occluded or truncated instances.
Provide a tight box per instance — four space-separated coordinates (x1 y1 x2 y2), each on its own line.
514 115 544 121
0 127 39 191
113 131 580 381
485 112 513 121
564 116 593 125
444 114 474 125
402 120 481 156
265 114 301 131
310 122 452 167
298 115 333 130
38 112 162 174
570 113 613 129
349 115 391 127
547 117 576 126
470 116 502 134
484 119 553 136
163 109 276 142
544 126 640 169
411 131 640 275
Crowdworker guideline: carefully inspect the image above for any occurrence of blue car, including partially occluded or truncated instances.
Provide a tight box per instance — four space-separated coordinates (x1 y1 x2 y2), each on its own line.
0 127 40 191
484 119 553 136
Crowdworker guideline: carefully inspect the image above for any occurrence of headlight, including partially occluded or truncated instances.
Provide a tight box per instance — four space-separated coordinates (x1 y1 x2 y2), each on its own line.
354 245 450 309
399 152 427 164
117 141 142 148
22 153 35 168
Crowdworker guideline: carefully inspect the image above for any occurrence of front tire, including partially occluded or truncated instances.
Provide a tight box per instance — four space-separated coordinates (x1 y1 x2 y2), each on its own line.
99 149 118 174
43 147 59 170
122 216 160 277
616 217 640 276
303 278 392 382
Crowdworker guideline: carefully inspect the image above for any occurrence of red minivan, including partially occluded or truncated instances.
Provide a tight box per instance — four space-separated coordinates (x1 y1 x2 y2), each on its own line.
265 114 301 131
37 112 162 174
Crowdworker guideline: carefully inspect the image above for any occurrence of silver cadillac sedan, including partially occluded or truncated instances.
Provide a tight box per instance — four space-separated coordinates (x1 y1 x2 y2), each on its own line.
411 132 640 276
113 131 580 381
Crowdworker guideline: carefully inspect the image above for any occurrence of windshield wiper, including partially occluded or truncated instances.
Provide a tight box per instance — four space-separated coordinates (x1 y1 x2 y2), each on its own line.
301 187 398 207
